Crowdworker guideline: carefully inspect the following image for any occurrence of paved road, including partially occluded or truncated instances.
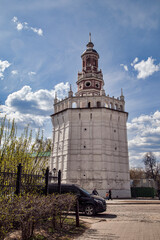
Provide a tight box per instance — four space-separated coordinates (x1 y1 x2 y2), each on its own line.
75 200 160 240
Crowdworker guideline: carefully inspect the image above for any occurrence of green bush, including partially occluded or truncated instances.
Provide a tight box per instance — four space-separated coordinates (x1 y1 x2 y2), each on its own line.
131 187 155 198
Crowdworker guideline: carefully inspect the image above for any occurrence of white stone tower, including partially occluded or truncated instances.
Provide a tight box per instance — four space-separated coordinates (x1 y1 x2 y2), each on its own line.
50 34 131 198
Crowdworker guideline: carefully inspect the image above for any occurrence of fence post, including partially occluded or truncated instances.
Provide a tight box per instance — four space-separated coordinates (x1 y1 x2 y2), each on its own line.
45 167 49 195
76 198 79 227
58 170 61 194
15 163 22 195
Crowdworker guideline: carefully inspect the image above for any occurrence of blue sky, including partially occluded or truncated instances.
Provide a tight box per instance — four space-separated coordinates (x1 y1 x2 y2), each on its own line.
0 0 160 167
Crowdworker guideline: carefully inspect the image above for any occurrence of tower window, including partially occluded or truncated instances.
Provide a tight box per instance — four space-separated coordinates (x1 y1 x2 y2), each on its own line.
97 101 101 107
95 81 100 88
84 145 86 148
88 102 91 108
85 81 91 87
87 58 90 66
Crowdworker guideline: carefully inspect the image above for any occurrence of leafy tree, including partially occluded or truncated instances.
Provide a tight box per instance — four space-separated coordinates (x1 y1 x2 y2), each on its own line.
0 116 51 173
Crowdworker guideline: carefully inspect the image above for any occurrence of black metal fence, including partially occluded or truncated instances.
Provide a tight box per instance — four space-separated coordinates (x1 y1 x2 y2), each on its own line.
0 164 79 226
0 163 61 196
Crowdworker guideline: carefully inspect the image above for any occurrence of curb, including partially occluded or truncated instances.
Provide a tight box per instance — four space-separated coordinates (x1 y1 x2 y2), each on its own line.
106 200 160 205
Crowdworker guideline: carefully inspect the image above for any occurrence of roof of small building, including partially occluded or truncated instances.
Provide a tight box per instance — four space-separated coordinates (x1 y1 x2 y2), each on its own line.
31 151 51 157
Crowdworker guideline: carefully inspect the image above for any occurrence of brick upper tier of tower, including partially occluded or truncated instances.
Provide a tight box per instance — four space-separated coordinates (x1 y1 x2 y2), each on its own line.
76 33 104 97
53 34 126 115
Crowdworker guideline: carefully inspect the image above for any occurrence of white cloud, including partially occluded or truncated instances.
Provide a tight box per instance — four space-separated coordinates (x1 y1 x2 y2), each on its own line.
30 27 43 36
28 71 36 76
131 57 138 66
54 82 70 99
128 110 160 167
12 16 43 36
120 64 128 71
11 70 18 75
1 82 69 130
17 23 23 31
0 60 11 79
132 57 160 79
12 16 18 23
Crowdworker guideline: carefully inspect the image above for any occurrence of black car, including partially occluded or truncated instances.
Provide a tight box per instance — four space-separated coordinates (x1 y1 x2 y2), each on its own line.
48 183 106 216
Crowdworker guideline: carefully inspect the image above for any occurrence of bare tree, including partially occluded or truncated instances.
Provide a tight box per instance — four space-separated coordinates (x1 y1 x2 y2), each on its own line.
130 167 145 180
143 152 159 182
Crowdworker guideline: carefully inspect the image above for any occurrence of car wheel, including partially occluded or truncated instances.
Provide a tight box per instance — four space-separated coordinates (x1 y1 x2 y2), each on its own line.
84 204 95 216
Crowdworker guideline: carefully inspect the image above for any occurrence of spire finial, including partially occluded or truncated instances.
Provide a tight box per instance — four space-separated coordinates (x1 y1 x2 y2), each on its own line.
121 88 123 96
89 32 91 42
68 84 73 97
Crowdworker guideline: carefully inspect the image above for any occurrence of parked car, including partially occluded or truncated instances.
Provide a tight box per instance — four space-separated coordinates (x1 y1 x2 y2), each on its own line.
48 183 107 216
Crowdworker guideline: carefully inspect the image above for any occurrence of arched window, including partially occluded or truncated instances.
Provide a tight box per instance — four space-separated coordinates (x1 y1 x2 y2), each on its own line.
97 101 101 107
87 58 90 66
105 103 109 108
110 103 113 109
120 105 123 111
72 102 77 108
88 102 91 108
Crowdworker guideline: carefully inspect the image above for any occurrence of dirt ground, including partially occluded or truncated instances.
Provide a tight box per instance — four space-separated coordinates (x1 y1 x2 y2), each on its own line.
75 201 160 240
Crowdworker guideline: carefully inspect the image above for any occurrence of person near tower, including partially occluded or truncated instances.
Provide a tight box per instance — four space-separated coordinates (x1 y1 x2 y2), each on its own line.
92 188 99 195
108 189 112 200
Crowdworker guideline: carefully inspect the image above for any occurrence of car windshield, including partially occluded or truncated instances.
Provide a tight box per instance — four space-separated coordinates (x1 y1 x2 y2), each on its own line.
78 186 91 196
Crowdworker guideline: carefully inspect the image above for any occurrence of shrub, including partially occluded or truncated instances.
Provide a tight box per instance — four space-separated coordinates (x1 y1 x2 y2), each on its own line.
0 196 15 240
131 187 155 198
51 194 76 230
12 194 55 240
0 193 76 240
